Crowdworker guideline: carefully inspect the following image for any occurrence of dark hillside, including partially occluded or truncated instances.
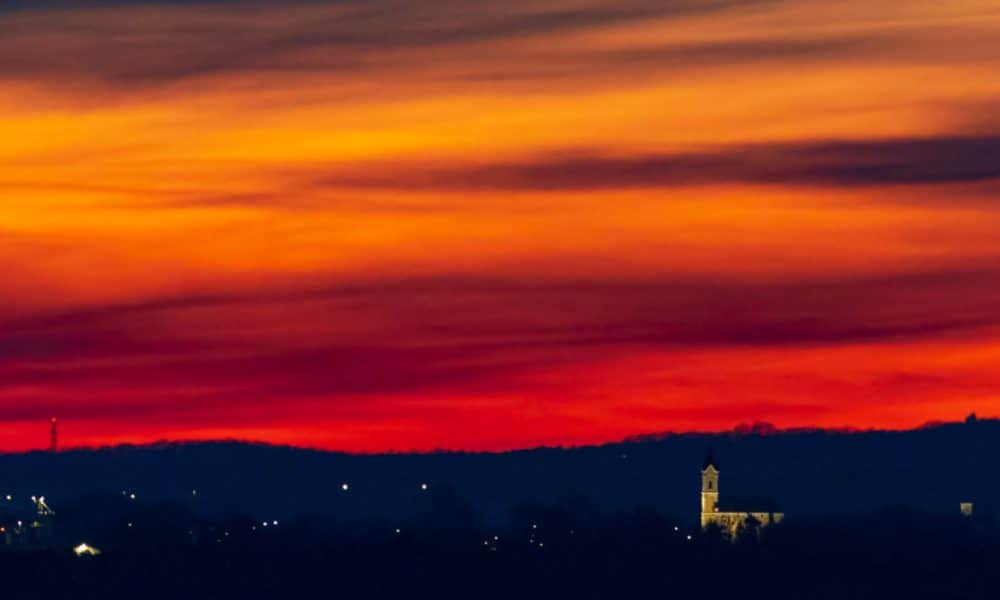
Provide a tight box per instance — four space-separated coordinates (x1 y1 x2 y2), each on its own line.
0 418 993 526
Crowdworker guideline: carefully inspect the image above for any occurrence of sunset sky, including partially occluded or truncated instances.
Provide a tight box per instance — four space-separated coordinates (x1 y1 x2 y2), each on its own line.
2 0 1000 451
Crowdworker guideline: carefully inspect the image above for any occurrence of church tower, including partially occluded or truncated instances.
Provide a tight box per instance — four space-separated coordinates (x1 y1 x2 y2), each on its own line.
701 453 719 527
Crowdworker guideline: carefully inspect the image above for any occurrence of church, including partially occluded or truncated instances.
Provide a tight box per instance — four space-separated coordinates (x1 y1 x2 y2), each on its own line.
700 454 784 537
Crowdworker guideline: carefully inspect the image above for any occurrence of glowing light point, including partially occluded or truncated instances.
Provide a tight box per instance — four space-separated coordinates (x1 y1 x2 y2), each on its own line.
341 483 349 491
420 483 429 491
73 543 101 557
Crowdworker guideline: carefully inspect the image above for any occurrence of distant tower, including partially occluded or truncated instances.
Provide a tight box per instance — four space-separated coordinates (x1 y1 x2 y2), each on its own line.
701 453 719 527
49 418 58 453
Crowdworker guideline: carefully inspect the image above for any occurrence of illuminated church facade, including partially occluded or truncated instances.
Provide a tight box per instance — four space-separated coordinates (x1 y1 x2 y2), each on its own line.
700 454 784 537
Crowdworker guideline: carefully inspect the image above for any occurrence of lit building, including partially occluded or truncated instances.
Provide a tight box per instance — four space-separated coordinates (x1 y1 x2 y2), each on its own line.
700 454 784 538
960 502 974 517
3 496 56 550
73 542 101 557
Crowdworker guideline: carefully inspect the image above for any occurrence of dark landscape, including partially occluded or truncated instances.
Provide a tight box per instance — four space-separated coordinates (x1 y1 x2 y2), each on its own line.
2 418 997 598
3 417 993 524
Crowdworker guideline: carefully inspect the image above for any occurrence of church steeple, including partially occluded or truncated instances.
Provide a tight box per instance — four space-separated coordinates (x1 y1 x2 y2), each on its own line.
701 452 719 524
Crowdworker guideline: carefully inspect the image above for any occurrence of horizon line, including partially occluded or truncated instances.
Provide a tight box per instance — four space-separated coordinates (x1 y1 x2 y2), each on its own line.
2 415 988 458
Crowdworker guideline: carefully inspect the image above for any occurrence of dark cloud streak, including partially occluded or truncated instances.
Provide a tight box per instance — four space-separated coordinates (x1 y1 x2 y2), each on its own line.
321 136 1000 192
0 0 769 85
3 267 999 402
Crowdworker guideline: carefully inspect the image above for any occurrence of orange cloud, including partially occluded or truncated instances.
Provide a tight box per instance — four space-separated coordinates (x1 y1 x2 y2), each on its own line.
1 0 999 450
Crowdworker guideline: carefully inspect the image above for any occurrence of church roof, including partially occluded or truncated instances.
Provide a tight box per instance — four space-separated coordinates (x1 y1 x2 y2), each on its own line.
717 497 782 513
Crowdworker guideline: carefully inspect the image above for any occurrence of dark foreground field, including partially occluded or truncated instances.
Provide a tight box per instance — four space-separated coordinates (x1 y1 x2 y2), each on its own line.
1 508 994 600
